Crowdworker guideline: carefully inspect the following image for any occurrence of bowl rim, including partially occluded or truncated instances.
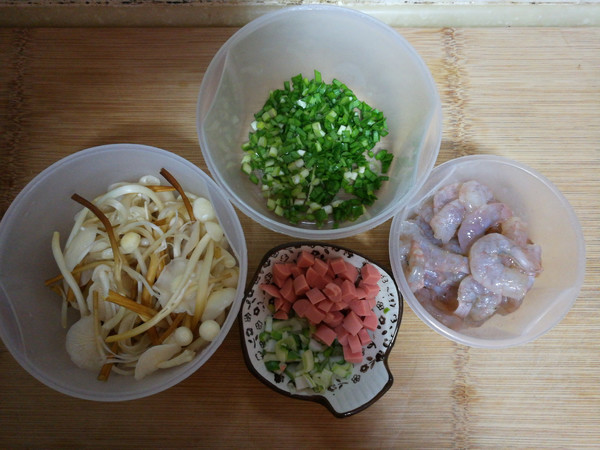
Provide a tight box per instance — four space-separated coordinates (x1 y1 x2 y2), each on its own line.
238 241 403 418
389 154 586 349
196 4 443 240
0 143 248 401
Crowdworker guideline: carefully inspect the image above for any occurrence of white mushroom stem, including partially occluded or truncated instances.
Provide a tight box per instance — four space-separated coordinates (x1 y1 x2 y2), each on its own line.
52 232 89 316
105 233 212 343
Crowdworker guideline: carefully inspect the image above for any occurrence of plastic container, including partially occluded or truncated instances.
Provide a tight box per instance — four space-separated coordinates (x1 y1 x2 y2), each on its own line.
389 155 586 348
197 5 442 239
0 144 248 401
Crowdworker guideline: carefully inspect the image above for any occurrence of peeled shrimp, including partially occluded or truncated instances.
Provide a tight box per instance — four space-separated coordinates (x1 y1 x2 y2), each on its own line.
458 180 494 213
430 199 466 243
433 182 460 214
469 233 541 300
457 202 513 253
455 275 502 321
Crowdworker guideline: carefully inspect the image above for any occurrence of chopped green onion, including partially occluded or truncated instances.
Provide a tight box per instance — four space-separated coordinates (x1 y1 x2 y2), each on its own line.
240 71 393 227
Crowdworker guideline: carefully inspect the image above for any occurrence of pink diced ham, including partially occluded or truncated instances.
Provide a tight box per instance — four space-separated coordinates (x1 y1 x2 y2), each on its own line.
359 281 380 299
335 325 350 346
274 297 292 313
347 333 362 355
279 277 296 302
342 311 364 336
317 299 334 313
306 287 326 305
292 298 312 318
314 324 337 346
323 310 344 328
329 257 347 275
343 344 363 364
260 283 281 299
304 303 326 325
358 328 372 346
339 261 359 283
323 282 342 303
349 299 372 317
340 279 357 302
312 258 329 276
272 263 291 280
273 310 289 320
360 263 381 285
362 311 379 331
297 250 315 268
293 273 310 296
305 266 328 290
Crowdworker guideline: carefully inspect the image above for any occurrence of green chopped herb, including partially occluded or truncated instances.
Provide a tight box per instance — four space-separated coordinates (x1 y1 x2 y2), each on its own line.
241 70 393 227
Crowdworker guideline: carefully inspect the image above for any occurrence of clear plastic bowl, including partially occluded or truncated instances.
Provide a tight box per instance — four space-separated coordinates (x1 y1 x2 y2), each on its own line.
389 155 586 348
0 144 248 401
197 5 442 239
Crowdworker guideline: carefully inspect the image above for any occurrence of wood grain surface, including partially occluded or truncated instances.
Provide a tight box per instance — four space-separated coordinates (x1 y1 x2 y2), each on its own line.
0 27 599 448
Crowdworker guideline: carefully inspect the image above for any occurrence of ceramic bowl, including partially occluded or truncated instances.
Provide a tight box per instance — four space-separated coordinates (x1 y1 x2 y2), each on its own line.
239 242 402 417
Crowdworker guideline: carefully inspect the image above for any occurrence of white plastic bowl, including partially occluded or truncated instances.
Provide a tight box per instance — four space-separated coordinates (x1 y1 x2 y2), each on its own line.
389 155 586 348
0 144 247 401
197 5 442 239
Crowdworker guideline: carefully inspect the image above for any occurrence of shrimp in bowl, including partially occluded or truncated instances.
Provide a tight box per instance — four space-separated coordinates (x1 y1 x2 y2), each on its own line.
396 179 543 330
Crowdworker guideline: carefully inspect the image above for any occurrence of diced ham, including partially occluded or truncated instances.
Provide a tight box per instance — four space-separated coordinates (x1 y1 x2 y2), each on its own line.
329 257 347 275
365 296 377 309
349 299 372 317
306 287 326 305
292 298 312 318
264 251 383 367
359 281 380 299
312 258 329 276
273 272 288 289
362 311 379 331
305 266 328 290
297 250 315 268
360 263 381 285
293 273 310 296
273 310 289 320
358 328 372 346
314 324 337 346
317 299 334 313
343 343 363 364
323 282 342 302
287 262 303 278
339 261 359 283
342 311 364 336
272 263 291 280
347 333 362 355
304 303 326 325
260 283 281 299
354 286 367 299
323 310 344 328
279 277 296 302
340 279 357 302
335 325 350 346
274 297 292 313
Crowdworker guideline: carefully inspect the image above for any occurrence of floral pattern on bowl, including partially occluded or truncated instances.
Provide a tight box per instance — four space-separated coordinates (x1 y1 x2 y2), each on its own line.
239 242 403 418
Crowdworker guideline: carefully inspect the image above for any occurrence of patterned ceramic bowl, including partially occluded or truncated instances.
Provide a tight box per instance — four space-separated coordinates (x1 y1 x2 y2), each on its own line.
239 242 402 418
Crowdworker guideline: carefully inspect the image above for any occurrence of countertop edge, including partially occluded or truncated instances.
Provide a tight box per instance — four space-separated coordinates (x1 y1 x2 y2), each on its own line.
0 3 599 28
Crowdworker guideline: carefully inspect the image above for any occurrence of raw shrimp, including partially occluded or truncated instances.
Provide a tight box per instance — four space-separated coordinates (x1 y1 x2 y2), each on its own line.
455 275 502 321
398 179 543 330
430 199 466 244
457 202 513 253
501 216 529 247
399 221 469 292
469 233 541 300
433 182 460 214
458 180 494 212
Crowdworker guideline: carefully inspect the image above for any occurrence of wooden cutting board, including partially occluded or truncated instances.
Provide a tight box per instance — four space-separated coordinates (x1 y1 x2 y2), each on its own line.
0 27 599 448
